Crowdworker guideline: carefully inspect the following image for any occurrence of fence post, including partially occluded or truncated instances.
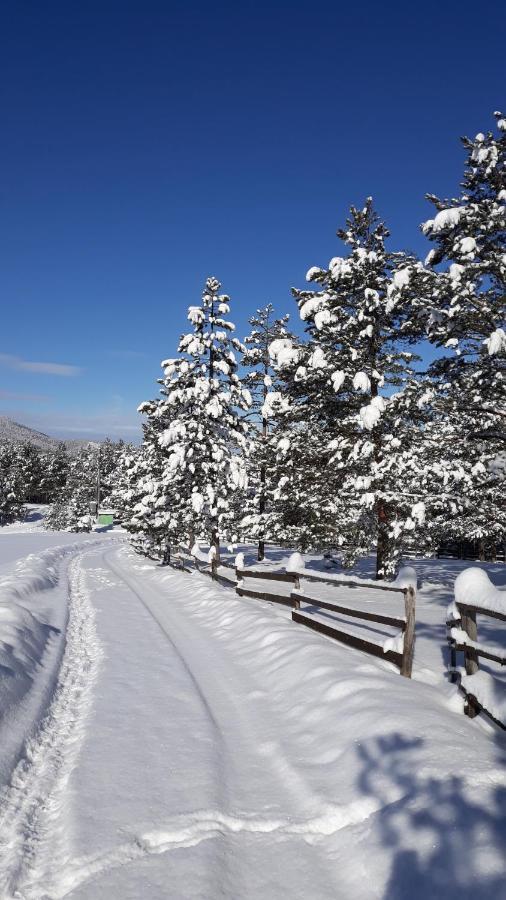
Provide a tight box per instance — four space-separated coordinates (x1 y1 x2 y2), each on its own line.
449 641 458 682
293 572 301 609
400 586 416 678
461 608 479 718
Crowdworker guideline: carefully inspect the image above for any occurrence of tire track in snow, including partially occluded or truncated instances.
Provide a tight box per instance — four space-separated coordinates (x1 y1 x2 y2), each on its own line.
103 548 321 816
0 548 104 900
45 798 384 898
102 548 225 746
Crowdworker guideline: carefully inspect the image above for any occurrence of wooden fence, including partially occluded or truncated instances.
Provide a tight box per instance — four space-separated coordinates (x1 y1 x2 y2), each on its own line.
174 546 416 678
447 600 506 728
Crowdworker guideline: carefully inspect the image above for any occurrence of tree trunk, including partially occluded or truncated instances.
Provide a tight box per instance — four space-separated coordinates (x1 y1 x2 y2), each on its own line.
461 609 480 718
257 367 268 561
162 542 170 566
376 501 388 580
258 453 266 561
211 531 220 579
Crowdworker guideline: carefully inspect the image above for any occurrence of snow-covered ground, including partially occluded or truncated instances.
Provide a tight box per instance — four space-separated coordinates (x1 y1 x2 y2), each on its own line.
0 521 505 898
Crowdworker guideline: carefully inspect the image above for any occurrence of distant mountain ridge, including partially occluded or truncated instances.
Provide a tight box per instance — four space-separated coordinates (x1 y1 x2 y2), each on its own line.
0 416 92 452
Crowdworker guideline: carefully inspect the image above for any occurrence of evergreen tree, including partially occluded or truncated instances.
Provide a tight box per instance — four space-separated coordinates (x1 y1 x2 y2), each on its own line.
43 442 70 502
241 304 293 559
109 444 141 524
0 444 25 525
98 439 126 505
269 200 430 576
134 277 251 559
421 111 506 551
15 442 53 503
45 446 96 531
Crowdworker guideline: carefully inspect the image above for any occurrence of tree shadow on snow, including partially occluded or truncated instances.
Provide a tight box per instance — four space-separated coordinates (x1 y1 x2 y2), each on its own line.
355 732 506 900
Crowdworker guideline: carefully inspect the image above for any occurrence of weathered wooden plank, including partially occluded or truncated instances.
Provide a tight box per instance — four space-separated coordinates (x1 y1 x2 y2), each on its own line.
238 569 297 584
236 587 296 608
456 603 506 624
292 610 403 669
400 586 416 679
212 573 237 588
299 571 405 594
460 608 479 718
293 592 405 630
453 644 506 666
461 610 479 674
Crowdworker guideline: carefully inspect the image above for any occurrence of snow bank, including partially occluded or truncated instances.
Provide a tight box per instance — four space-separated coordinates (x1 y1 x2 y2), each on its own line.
112 551 506 899
191 541 209 562
461 670 506 725
286 552 305 573
454 567 506 616
0 543 93 695
394 565 417 591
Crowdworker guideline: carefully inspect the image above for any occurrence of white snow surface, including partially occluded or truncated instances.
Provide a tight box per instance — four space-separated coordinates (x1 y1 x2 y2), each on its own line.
286 551 305 573
454 566 506 615
394 565 417 590
0 533 505 898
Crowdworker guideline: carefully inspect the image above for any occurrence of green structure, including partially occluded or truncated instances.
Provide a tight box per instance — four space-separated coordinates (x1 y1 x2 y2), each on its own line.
97 509 114 526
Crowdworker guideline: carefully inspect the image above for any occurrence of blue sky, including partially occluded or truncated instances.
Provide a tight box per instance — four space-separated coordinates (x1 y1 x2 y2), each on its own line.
1 0 505 440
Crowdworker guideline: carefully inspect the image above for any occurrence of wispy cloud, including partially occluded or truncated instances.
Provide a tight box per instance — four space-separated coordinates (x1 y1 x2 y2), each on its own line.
0 353 82 377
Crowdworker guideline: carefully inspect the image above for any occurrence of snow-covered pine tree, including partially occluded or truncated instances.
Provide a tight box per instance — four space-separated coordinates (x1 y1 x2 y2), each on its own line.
14 442 40 502
422 111 506 553
269 199 431 577
42 442 70 502
0 444 25 524
45 445 97 531
241 304 293 559
136 277 251 560
98 439 127 506
109 443 140 525
117 439 179 559
254 332 337 553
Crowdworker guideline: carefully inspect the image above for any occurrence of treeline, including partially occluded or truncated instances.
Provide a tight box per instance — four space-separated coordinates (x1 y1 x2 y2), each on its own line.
6 112 502 578
111 112 504 578
0 442 68 524
0 440 126 530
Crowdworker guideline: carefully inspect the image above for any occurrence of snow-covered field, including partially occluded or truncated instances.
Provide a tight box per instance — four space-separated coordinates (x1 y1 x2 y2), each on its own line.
0 515 505 898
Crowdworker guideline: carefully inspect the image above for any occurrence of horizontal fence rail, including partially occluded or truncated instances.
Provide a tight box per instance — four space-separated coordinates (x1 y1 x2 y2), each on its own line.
172 544 416 678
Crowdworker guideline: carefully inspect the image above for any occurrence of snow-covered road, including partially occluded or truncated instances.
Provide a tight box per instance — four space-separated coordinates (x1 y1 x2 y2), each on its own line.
1 539 505 899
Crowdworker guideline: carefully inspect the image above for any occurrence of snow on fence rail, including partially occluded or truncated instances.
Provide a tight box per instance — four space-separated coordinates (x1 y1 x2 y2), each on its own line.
174 545 416 679
447 567 506 729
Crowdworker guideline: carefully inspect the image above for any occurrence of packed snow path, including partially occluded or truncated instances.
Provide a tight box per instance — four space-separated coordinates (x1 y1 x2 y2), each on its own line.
0 542 505 899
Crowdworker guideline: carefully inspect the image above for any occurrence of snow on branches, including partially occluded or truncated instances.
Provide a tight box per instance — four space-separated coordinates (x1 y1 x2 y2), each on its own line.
125 277 251 558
